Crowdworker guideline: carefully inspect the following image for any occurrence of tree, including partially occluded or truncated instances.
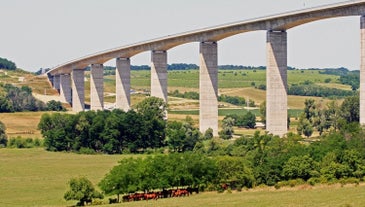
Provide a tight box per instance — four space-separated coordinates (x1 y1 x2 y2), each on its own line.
259 101 266 124
242 111 256 128
47 100 66 111
64 177 103 206
340 95 359 123
282 155 317 180
135 97 167 150
297 114 313 137
135 96 167 120
216 156 255 188
219 117 235 139
99 158 142 201
0 121 7 147
0 57 16 70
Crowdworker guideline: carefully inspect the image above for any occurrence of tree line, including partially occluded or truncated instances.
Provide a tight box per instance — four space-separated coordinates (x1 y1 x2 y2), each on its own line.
38 97 167 153
95 127 365 203
0 83 65 112
0 57 16 70
169 89 255 107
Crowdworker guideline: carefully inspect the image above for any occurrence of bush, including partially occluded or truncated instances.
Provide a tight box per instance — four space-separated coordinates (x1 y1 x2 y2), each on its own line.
7 137 42 148
79 147 96 155
339 178 360 186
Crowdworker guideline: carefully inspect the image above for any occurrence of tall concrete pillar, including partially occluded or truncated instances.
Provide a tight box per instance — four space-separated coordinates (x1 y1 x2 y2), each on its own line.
360 16 365 125
151 50 167 102
53 75 60 91
90 64 104 111
116 57 131 111
60 74 71 103
71 69 85 112
199 41 218 136
266 30 288 137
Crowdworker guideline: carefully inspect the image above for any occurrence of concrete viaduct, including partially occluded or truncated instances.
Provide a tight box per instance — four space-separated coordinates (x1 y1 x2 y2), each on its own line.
47 0 365 137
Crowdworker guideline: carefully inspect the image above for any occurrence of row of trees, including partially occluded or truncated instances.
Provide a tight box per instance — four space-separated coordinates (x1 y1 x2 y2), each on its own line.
38 97 167 153
257 82 355 98
288 83 355 98
96 128 365 201
169 89 255 107
38 97 211 154
0 57 16 70
98 153 253 201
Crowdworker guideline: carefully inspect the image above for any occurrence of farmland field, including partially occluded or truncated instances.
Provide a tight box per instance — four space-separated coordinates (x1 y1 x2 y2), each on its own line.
0 148 364 207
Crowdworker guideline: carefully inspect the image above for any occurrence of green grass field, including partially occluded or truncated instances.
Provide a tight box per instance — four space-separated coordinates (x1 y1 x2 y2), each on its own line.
0 148 364 207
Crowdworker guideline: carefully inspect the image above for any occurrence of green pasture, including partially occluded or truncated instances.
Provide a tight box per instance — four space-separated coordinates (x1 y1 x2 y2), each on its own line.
0 148 364 207
0 148 128 206
169 108 303 118
102 69 342 91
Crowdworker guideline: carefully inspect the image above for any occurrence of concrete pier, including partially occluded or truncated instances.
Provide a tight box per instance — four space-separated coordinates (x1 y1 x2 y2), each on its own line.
266 30 288 137
90 64 104 110
71 69 85 112
199 42 218 136
116 57 131 111
60 74 71 103
151 50 167 102
361 16 365 125
53 75 60 91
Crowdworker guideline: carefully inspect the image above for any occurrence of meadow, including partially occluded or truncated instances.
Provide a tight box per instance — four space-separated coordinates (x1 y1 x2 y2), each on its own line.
0 148 364 207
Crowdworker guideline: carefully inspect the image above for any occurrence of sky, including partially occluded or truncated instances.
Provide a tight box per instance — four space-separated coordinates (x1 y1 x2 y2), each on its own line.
0 0 362 71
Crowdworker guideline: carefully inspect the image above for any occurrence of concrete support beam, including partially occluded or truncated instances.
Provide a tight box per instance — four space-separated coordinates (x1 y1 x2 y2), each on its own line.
116 57 131 111
60 74 71 103
266 30 288 137
361 16 365 125
199 41 218 136
150 50 167 102
71 69 85 112
53 75 60 91
90 64 104 111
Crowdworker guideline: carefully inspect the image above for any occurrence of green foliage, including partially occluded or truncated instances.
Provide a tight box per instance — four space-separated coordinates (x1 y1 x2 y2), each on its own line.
0 84 46 112
219 117 235 139
0 121 7 147
225 111 256 129
216 156 255 188
282 155 317 180
166 120 201 152
46 100 66 111
7 137 42 148
169 89 199 100
218 95 246 106
64 177 103 206
288 83 354 98
99 153 218 197
0 57 16 70
39 97 167 153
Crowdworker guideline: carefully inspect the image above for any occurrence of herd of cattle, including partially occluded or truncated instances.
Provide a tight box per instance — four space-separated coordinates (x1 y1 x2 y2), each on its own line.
116 187 199 203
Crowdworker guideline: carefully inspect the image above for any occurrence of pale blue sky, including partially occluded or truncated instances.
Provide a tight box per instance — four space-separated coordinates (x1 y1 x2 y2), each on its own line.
0 0 361 71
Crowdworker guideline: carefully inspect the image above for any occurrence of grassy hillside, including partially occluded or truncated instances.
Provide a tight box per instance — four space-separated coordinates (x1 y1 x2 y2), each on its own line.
0 148 363 207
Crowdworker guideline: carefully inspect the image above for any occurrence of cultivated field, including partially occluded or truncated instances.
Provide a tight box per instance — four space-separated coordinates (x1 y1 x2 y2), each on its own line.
0 148 364 207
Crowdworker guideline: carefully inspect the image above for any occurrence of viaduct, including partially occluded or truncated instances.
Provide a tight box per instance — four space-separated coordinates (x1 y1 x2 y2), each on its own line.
47 0 365 137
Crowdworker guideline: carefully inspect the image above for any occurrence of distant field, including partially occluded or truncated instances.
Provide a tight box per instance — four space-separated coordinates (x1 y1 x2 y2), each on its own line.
0 148 364 207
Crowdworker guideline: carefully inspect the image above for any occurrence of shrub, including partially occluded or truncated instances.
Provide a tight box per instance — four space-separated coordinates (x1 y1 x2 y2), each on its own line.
79 147 96 155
